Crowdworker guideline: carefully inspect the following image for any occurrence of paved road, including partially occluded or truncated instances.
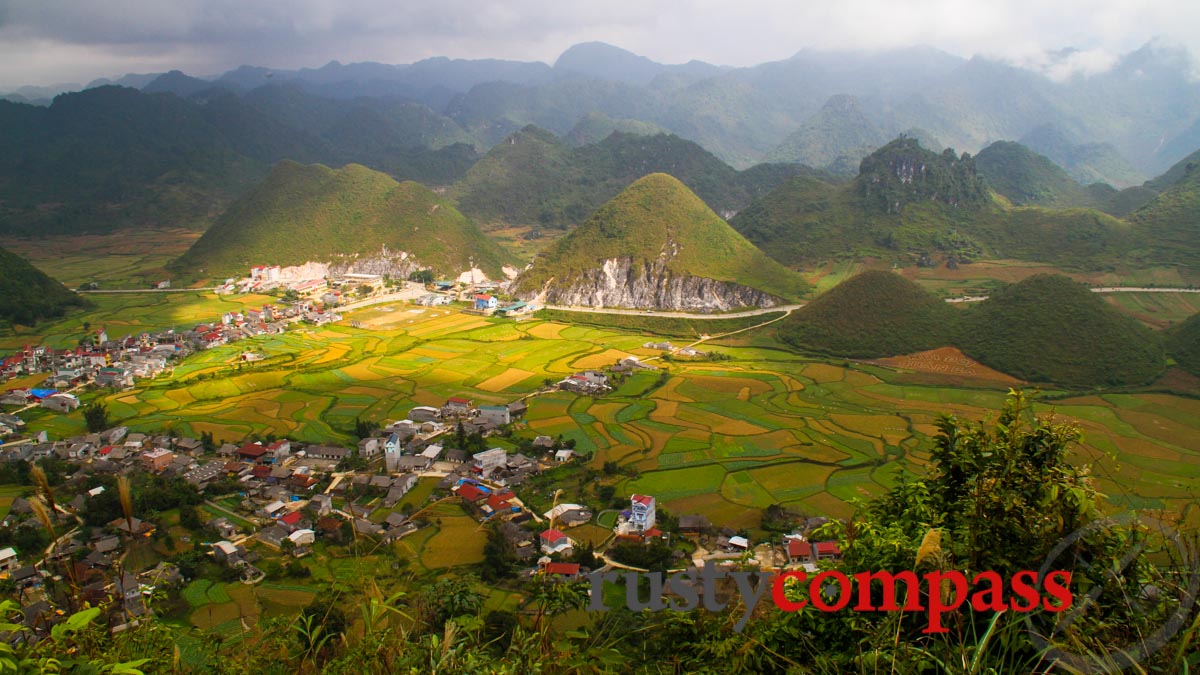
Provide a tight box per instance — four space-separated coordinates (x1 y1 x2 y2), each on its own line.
1090 287 1200 293
78 287 220 293
543 304 803 319
946 287 1200 303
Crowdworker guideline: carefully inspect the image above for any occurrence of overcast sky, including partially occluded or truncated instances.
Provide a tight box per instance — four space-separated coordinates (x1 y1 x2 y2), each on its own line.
2 0 1199 91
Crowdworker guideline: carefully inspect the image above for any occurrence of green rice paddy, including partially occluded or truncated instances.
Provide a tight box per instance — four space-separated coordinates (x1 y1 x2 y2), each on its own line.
10 301 1200 530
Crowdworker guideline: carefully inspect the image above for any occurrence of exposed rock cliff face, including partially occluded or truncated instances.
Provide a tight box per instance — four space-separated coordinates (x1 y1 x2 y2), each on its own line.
515 257 779 312
327 248 422 279
274 248 429 282
855 137 987 214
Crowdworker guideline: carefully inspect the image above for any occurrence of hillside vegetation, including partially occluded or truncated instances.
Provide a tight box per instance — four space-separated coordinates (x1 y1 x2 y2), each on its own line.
766 95 885 173
974 141 1102 209
732 138 1156 270
0 86 481 237
0 247 87 326
957 274 1164 387
1166 312 1200 377
513 173 805 301
1128 161 1200 266
450 127 812 228
1146 147 1200 191
564 112 668 146
778 271 1165 388
172 161 513 279
778 271 957 357
856 138 989 213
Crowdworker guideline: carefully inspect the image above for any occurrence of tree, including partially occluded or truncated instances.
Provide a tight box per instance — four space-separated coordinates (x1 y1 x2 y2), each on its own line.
419 576 484 630
569 542 600 569
924 389 1099 575
480 523 518 581
353 417 379 440
763 390 1142 672
82 401 110 433
179 504 203 531
285 561 311 578
408 269 435 284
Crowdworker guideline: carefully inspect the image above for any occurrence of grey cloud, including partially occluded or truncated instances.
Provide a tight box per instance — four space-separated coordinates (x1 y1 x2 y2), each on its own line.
0 0 1197 89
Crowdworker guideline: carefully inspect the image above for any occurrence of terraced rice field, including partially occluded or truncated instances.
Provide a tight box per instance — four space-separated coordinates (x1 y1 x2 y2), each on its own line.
419 502 487 569
12 304 1200 529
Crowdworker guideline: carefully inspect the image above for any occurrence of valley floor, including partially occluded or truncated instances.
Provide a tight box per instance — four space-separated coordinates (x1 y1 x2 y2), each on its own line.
9 301 1198 531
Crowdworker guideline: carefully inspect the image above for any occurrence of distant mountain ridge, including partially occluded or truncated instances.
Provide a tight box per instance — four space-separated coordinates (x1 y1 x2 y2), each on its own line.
7 39 1193 176
767 95 886 173
2 39 1199 244
0 85 479 236
730 138 1173 270
450 126 816 228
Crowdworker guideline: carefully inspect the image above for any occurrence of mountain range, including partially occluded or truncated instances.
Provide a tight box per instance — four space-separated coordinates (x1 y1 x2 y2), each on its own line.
730 136 1200 271
3 40 1199 240
6 40 1200 177
449 126 815 228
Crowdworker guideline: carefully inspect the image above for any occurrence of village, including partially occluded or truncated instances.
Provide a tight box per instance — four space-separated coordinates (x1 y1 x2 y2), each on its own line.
0 261 847 642
0 263 551 436
0 372 842 640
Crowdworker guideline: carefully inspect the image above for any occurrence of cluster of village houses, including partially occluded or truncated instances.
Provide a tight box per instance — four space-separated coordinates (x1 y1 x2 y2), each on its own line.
0 262 571 425
0 300 345 425
0 375 843 638
0 264 844 638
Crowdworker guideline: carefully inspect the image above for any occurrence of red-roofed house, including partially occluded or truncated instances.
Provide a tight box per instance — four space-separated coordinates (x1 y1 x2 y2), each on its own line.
540 529 572 555
786 539 812 564
814 541 842 561
542 562 581 579
278 510 311 533
237 443 269 464
443 396 473 416
473 295 497 311
484 492 516 515
629 494 656 531
456 483 487 503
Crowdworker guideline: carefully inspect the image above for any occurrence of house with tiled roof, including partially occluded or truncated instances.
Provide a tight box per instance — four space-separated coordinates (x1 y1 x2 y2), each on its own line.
541 561 581 579
539 529 572 555
237 443 269 464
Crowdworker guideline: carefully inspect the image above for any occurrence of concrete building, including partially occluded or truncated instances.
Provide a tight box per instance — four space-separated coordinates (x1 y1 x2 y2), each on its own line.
630 494 656 532
473 448 507 476
141 449 174 473
477 405 510 426
0 547 18 574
